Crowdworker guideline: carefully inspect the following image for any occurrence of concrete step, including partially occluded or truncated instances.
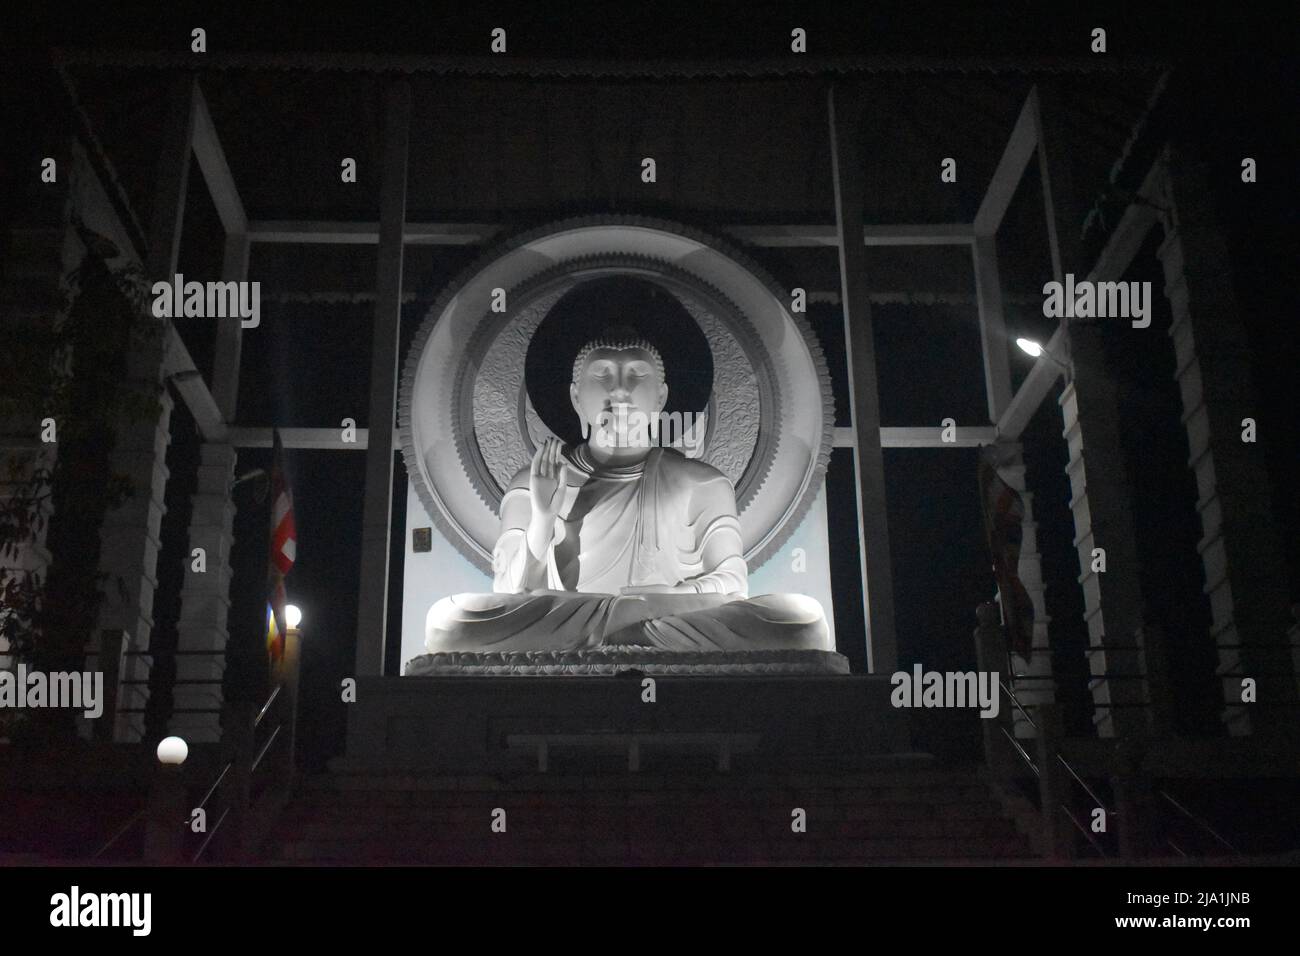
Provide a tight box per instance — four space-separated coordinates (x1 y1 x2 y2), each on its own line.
267 762 1033 863
287 795 1008 819
271 833 1034 864
283 812 1015 842
290 786 998 810
297 768 981 791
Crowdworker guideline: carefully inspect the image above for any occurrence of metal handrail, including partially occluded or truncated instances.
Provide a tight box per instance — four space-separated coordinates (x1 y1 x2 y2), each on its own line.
93 807 145 860
996 676 1112 812
998 725 1039 777
187 683 279 816
1061 804 1108 857
250 723 282 775
1158 789 1240 855
1056 753 1109 814
193 760 232 815
255 685 281 728
191 806 230 864
174 684 283 863
993 673 1121 861
998 679 1039 732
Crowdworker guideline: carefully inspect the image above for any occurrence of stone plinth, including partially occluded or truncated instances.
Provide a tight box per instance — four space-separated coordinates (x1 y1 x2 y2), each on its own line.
339 674 908 773
404 647 850 677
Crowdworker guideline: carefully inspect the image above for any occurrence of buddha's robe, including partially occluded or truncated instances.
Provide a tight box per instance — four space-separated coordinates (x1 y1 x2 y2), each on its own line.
425 444 830 653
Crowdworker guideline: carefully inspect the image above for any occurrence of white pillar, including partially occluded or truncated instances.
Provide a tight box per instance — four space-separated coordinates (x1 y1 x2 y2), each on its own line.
172 443 237 741
827 82 898 674
92 383 174 742
90 75 194 742
353 80 411 678
1036 83 1152 738
1155 145 1299 735
172 231 247 741
972 235 1013 423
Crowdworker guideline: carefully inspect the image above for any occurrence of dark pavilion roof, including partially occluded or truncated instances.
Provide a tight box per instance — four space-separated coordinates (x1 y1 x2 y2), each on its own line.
59 50 1164 238
48 49 1169 437
54 49 1166 77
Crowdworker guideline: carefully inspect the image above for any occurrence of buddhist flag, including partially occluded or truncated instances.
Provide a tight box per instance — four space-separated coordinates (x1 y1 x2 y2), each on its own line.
266 429 297 667
977 451 1035 661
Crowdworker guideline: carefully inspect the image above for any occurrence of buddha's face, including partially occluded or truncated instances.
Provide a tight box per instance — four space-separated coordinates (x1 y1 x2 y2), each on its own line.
570 346 668 448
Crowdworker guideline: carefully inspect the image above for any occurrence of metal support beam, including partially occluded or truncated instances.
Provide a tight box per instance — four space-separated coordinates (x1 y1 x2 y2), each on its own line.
164 351 225 442
836 426 998 448
973 234 1013 422
828 82 898 674
145 77 196 281
996 325 1067 441
353 81 411 678
1089 157 1165 283
996 152 1166 442
191 82 248 235
249 221 497 245
727 223 975 247
211 234 250 422
228 426 384 450
974 90 1039 237
247 220 975 249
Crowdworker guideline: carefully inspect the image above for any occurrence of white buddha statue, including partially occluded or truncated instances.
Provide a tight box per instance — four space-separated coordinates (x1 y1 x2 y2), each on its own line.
425 329 830 654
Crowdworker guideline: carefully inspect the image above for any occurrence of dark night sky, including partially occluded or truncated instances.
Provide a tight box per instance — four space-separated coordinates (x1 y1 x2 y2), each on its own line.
6 4 1296 768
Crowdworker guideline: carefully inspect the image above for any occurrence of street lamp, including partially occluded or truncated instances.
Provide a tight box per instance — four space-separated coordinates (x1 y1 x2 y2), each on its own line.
1015 337 1071 377
1015 337 1044 357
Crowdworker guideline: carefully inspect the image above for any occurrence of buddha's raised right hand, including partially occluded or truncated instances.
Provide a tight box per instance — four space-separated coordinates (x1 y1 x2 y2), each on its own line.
526 438 568 559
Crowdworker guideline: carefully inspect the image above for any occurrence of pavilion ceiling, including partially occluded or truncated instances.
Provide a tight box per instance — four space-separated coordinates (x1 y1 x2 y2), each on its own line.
67 64 1160 238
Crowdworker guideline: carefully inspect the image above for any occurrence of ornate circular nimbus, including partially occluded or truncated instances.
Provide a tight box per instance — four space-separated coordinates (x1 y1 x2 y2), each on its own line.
398 216 834 574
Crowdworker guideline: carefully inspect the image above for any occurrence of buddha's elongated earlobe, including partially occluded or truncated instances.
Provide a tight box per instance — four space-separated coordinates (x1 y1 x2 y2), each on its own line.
581 419 589 440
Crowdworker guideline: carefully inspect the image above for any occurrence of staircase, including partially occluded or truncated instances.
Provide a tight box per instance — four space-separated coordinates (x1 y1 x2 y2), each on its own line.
266 763 1035 864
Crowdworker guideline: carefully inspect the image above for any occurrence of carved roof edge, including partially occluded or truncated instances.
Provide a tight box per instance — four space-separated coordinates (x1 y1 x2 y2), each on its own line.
51 49 1170 78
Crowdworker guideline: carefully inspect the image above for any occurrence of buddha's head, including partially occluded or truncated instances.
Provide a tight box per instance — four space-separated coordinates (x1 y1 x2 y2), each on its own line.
570 329 668 450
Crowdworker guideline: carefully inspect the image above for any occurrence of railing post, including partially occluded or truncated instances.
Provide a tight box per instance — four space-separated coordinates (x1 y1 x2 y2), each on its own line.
1035 702 1072 859
221 698 255 862
974 602 1017 782
143 763 185 863
1112 738 1156 859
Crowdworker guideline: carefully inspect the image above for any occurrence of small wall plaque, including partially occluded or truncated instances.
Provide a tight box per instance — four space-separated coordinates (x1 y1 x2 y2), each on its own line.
412 527 432 553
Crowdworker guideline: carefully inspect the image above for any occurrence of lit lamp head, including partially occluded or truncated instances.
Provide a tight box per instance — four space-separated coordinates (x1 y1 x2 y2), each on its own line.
157 736 188 766
285 604 302 630
1015 337 1045 358
1015 336 1071 378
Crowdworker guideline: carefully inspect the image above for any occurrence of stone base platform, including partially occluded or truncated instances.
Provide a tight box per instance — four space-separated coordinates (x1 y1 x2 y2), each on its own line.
403 647 850 676
338 673 911 773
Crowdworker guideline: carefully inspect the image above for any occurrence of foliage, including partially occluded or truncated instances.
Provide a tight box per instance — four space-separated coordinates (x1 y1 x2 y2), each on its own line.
0 222 163 683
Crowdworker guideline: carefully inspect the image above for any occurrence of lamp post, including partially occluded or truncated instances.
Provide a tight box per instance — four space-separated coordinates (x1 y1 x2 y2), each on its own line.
278 605 303 790
144 736 188 862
